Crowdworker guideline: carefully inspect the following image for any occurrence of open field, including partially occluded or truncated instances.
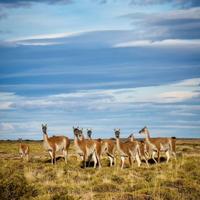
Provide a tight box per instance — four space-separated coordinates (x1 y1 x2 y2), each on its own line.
0 139 200 200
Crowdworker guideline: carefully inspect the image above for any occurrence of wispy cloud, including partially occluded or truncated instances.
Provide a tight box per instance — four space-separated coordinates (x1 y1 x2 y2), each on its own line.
4 30 136 47
129 0 200 8
97 0 200 8
0 122 14 131
122 7 200 40
0 78 199 111
114 39 200 48
0 81 134 91
0 0 73 8
7 31 81 43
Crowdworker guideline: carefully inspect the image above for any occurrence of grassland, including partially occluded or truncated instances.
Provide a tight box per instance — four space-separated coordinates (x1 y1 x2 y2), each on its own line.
0 139 200 200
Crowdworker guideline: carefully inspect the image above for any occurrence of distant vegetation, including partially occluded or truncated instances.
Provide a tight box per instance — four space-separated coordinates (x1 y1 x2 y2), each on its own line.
0 139 200 200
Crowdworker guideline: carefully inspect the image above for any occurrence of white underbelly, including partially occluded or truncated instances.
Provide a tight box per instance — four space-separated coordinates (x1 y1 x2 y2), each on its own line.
75 145 84 155
86 147 95 157
160 143 169 151
19 149 23 154
118 148 128 157
148 142 157 151
43 141 52 150
55 143 65 151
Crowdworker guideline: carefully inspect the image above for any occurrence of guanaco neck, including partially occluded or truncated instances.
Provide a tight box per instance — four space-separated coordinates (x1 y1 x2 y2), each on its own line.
43 131 49 142
88 136 91 140
74 134 79 146
145 129 151 143
74 134 84 146
87 132 92 140
116 137 121 150
79 134 85 143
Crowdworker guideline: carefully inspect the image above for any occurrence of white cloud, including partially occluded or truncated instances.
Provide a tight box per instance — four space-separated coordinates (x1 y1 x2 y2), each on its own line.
159 91 198 102
7 31 78 42
0 81 133 90
0 92 18 110
16 42 61 46
113 39 200 48
0 78 199 111
0 102 13 110
0 122 14 131
173 78 200 87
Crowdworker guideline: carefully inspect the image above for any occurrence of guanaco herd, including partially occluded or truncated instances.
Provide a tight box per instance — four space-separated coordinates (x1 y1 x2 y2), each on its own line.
19 125 176 169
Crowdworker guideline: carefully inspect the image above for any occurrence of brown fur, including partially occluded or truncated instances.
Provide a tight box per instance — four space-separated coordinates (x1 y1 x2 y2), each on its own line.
138 141 149 166
42 124 70 164
19 142 29 161
102 139 116 166
127 134 149 166
115 129 141 168
87 129 116 167
74 128 101 168
139 126 176 163
171 137 176 153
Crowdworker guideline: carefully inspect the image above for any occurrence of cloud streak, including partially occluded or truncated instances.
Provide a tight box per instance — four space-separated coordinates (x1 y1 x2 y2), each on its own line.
114 39 200 48
0 78 199 111
122 7 200 40
129 0 200 8
0 0 72 8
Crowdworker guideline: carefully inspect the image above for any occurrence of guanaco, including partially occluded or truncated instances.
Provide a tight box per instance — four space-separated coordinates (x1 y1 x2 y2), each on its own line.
42 124 70 164
139 126 176 163
19 138 29 161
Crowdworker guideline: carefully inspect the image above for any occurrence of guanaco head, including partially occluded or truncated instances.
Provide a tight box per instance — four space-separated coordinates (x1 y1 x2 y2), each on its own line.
114 128 121 138
42 124 47 134
73 126 80 137
139 126 148 135
128 133 134 141
87 128 92 139
78 128 84 140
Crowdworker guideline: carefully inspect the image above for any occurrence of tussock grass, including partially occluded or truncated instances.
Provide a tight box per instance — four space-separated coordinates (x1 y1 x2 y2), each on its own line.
0 140 200 199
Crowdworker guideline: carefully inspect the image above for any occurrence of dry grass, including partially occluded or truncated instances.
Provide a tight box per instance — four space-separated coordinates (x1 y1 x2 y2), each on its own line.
0 139 200 200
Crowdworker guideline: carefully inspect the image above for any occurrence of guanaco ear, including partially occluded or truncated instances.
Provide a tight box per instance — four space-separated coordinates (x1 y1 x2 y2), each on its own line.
119 128 121 131
114 128 116 132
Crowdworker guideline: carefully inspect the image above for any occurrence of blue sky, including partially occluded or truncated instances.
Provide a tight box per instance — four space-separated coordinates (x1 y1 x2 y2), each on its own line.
0 0 200 139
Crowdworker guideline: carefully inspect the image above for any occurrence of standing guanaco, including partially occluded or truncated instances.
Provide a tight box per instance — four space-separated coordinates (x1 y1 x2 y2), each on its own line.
114 129 141 169
73 127 101 168
19 138 29 161
139 126 176 163
42 124 70 164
